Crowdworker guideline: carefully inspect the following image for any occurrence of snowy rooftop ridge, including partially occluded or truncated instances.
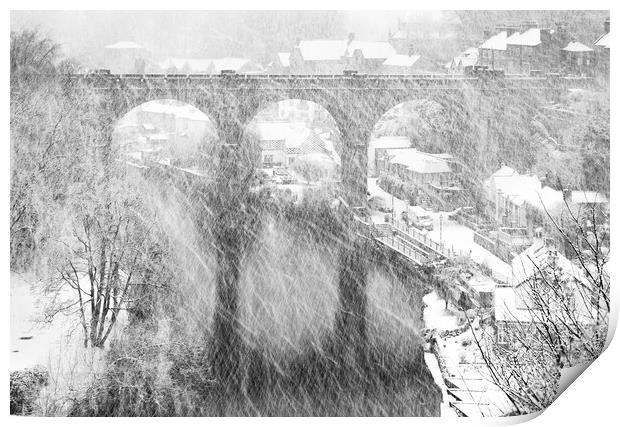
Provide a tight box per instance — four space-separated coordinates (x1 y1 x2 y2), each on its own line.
479 31 508 51
346 41 397 59
296 39 396 61
105 41 145 49
487 165 564 213
385 148 452 174
383 54 420 67
562 41 594 52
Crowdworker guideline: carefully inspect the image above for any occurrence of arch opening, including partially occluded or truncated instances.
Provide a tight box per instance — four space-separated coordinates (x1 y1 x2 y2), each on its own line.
245 99 343 204
366 100 467 231
113 99 218 176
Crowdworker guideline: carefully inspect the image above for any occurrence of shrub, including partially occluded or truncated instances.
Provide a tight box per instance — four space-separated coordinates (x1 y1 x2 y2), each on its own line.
10 365 49 415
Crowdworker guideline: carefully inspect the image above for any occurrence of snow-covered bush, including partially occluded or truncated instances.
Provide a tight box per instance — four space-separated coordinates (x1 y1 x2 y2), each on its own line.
10 365 50 415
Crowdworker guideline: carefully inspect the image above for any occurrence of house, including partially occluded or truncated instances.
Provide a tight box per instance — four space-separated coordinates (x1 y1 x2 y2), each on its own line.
344 39 397 73
289 39 349 74
382 52 421 74
594 18 610 77
367 136 412 176
560 41 595 75
379 148 455 189
103 41 149 74
485 165 564 232
268 52 291 74
445 47 479 74
289 34 397 74
478 22 571 73
478 29 509 70
250 121 340 168
495 240 597 348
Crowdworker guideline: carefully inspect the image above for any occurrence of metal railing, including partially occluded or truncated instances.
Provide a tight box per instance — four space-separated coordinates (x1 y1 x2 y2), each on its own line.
374 234 428 265
391 219 453 258
353 219 429 266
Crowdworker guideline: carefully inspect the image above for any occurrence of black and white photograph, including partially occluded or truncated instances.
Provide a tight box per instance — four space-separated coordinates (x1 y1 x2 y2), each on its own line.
8 5 613 419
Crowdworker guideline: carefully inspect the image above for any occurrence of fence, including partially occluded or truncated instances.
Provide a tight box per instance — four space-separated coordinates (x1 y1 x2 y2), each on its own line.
374 233 429 265
392 219 454 258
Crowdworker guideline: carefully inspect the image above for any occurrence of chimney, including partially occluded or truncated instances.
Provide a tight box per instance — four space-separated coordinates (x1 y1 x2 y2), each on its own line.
604 17 610 34
408 43 415 57
347 32 355 45
483 27 491 40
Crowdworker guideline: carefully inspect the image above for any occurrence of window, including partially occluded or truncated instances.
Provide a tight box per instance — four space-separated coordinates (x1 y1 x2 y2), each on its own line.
497 322 508 345
264 154 273 164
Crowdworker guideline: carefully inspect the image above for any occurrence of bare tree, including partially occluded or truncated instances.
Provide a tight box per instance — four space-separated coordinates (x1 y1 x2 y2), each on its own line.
45 182 170 349
468 201 609 415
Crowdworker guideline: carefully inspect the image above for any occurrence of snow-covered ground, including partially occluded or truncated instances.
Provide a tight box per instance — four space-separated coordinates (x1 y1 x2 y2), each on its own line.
11 273 106 414
426 216 511 283
423 291 459 331
424 352 459 417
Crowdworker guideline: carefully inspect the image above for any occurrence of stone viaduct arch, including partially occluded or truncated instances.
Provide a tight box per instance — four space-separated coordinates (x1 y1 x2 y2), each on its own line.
69 73 591 390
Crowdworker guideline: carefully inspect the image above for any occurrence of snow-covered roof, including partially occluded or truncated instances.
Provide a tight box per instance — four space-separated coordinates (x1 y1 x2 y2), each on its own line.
506 28 550 47
277 52 290 67
211 57 254 73
105 41 145 49
562 41 594 52
445 47 479 68
346 41 396 59
594 33 610 49
511 241 588 288
385 148 452 174
570 191 608 204
383 54 420 67
487 166 564 213
297 40 348 61
494 285 533 322
250 121 315 149
369 136 412 150
479 31 507 51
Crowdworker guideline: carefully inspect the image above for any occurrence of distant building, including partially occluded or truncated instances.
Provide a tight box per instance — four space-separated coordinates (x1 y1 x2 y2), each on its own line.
289 34 397 74
484 165 564 232
378 147 455 189
560 41 595 75
478 22 571 73
289 39 349 74
594 18 610 77
367 136 412 176
445 47 479 74
267 52 291 74
382 52 421 74
250 121 340 168
103 41 149 74
343 39 397 73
